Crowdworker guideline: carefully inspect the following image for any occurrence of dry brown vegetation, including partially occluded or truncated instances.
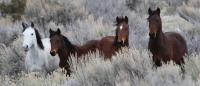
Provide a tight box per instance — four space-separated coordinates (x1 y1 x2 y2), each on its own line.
0 0 200 86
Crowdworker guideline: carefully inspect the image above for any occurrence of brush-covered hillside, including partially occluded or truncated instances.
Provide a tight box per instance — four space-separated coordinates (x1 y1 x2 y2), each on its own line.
0 0 200 86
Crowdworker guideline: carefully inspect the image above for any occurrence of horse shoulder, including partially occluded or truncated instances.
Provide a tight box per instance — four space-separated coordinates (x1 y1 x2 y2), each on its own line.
165 32 187 57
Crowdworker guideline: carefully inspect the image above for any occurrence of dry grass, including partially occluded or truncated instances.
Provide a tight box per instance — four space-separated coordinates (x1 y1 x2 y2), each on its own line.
0 0 200 86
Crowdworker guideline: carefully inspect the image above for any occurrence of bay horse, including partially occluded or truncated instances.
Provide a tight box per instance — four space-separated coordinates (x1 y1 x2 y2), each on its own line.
49 28 97 76
96 16 129 59
147 8 188 67
22 22 59 73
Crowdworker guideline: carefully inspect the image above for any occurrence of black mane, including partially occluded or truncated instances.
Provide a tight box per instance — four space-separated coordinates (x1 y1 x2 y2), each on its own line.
62 35 76 52
34 29 44 50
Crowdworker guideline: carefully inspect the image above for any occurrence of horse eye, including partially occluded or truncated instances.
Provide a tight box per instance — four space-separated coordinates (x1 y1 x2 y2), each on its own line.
31 33 34 36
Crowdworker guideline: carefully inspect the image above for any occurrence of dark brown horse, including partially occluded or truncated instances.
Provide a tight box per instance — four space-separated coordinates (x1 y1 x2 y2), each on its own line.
49 28 98 76
96 16 129 59
147 8 188 66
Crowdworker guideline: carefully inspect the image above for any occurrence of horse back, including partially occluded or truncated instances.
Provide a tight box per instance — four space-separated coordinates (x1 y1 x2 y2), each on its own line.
79 40 99 55
165 32 187 52
97 36 116 59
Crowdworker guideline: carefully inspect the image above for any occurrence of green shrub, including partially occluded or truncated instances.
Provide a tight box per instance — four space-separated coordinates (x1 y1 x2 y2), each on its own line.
0 0 26 21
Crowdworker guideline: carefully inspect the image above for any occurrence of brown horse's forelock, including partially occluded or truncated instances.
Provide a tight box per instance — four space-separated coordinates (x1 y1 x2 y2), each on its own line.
34 29 44 50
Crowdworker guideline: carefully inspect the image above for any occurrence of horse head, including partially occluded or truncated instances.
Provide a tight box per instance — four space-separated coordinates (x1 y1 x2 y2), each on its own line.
49 28 62 56
115 16 129 45
147 8 162 39
22 22 43 52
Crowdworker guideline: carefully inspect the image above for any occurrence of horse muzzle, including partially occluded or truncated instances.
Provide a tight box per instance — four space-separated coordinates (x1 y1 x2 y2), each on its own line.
149 32 157 39
118 37 126 45
50 50 56 56
23 45 29 52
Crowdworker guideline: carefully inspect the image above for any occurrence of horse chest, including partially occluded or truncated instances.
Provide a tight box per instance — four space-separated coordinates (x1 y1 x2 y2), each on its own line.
26 49 46 68
28 54 43 65
149 41 172 62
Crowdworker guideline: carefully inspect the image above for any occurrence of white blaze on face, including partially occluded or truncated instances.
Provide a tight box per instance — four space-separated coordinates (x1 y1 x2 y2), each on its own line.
120 25 123 30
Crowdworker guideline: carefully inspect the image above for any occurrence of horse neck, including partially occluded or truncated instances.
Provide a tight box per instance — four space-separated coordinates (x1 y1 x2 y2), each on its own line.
57 48 70 68
28 42 40 59
149 31 167 52
57 41 79 68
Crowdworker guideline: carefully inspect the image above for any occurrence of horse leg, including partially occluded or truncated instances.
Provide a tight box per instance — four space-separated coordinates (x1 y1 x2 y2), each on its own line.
176 58 185 79
180 65 185 79
64 63 72 77
66 68 72 77
154 59 162 67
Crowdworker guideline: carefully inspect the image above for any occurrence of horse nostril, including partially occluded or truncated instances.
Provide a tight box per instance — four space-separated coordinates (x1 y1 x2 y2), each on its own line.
149 33 156 39
50 51 56 56
121 38 126 44
23 45 28 52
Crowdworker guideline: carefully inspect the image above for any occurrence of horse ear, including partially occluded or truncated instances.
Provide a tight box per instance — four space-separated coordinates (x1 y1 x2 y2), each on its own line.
116 16 119 23
57 28 61 34
148 8 153 15
22 22 28 31
156 7 160 15
124 16 128 23
49 28 53 34
31 22 34 27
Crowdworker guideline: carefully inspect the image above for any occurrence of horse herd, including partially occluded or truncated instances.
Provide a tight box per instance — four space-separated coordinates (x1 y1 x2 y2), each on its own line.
21 8 188 76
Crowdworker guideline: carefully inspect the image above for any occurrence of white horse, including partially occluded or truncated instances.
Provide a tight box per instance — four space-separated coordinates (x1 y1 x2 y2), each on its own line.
22 22 59 73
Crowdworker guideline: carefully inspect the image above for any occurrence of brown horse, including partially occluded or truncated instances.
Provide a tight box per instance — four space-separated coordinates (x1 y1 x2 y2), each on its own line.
96 16 129 59
49 28 98 76
49 16 129 75
147 8 188 66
